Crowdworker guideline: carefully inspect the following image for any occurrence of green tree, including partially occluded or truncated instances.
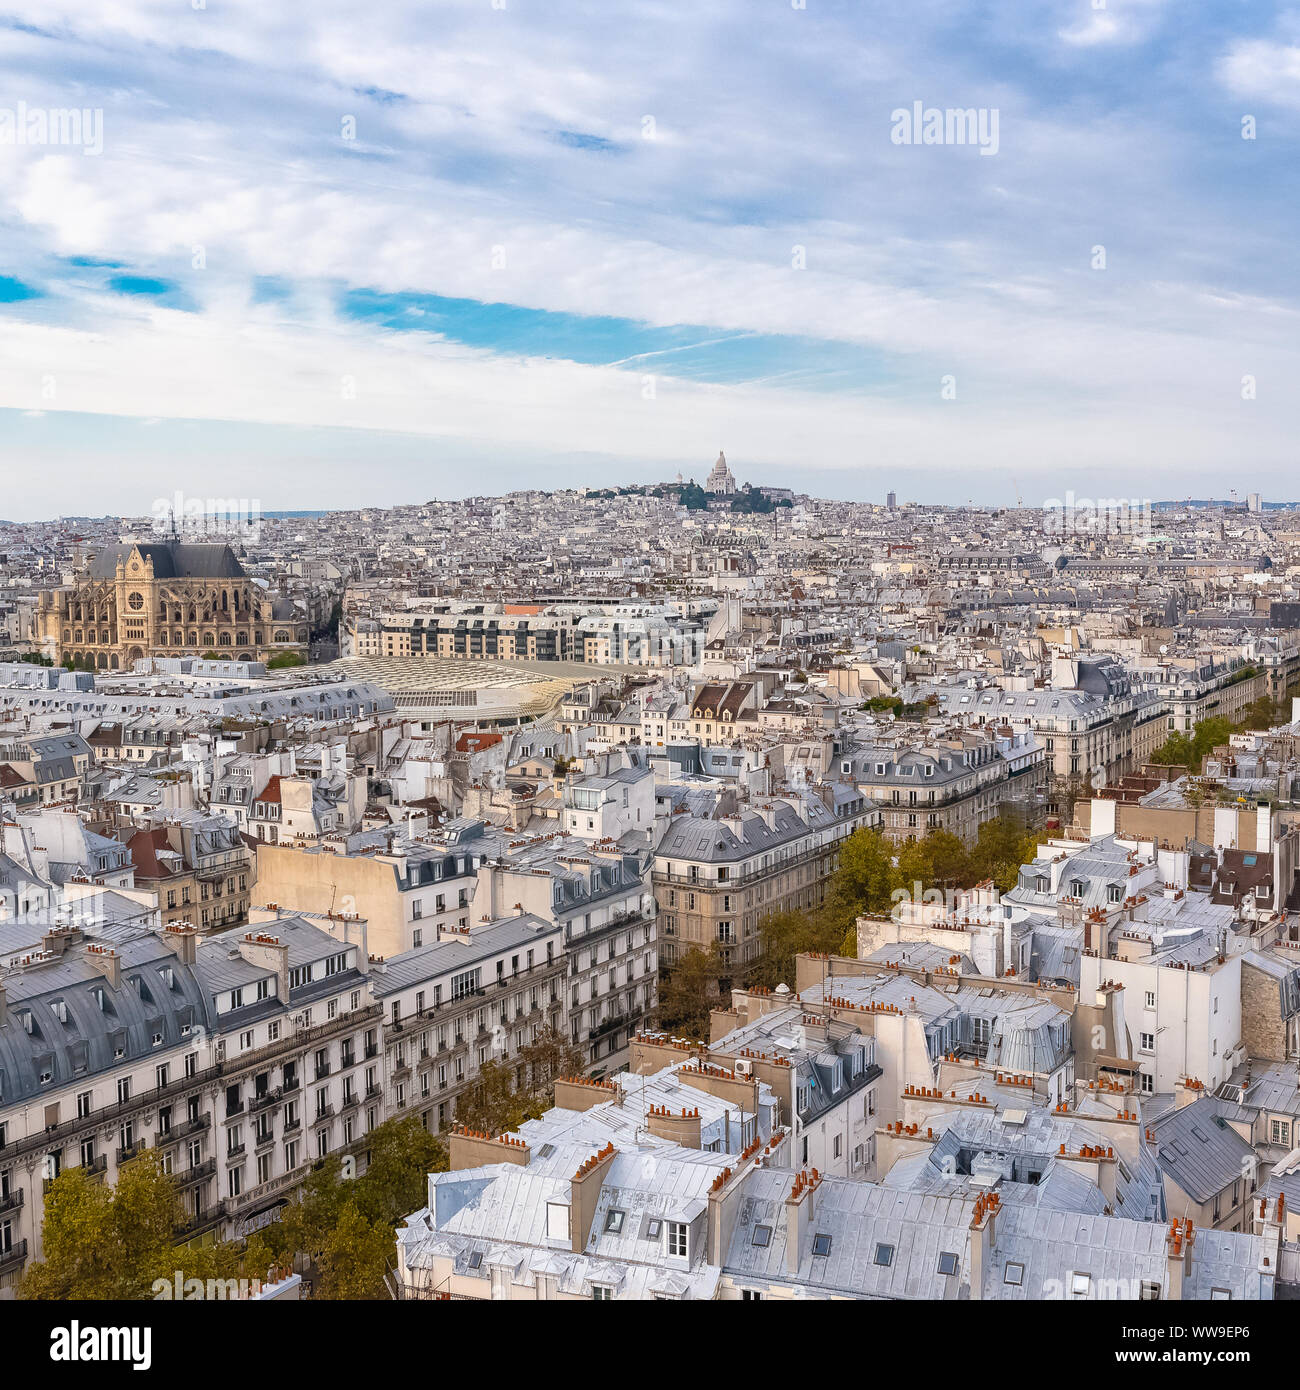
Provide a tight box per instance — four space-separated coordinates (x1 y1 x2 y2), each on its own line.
519 1025 587 1099
655 943 722 1039
266 651 306 669
822 826 897 927
20 1152 182 1300
1240 696 1279 730
277 1156 351 1262
968 817 1039 893
352 1116 448 1229
456 1057 550 1135
751 908 841 991
316 1200 393 1300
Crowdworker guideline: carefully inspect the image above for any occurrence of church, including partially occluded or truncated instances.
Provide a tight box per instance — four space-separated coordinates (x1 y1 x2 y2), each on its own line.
35 541 309 670
706 450 737 495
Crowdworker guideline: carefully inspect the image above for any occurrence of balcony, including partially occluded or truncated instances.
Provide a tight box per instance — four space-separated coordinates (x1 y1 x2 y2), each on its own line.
225 1162 311 1214
0 1188 23 1215
314 1062 332 1080
226 1142 246 1160
254 1128 276 1152
178 1202 225 1236
251 1087 282 1113
588 1014 627 1042
178 1158 216 1186
0 1240 28 1274
283 1118 302 1136
81 1153 109 1178
116 1139 147 1166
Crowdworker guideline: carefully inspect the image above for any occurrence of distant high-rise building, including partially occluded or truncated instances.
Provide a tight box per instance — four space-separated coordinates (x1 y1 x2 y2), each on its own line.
1248 492 1263 513
886 491 897 511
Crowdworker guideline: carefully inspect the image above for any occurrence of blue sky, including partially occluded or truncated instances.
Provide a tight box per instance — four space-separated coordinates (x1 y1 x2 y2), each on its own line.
0 0 1298 518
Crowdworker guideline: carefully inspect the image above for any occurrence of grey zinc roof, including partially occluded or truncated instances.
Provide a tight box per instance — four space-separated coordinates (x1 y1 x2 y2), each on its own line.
0 938 211 1102
370 913 558 995
1153 1096 1258 1203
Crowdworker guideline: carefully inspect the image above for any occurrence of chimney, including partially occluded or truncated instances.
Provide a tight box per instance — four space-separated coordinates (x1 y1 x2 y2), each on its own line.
447 1127 531 1172
159 921 199 966
783 1168 820 1276
1165 1218 1194 1300
645 1105 702 1149
968 1190 1001 1299
85 944 121 989
553 1076 621 1113
570 1143 618 1254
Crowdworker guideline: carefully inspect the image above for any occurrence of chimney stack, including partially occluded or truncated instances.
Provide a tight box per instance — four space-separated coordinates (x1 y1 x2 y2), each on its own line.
968 1190 1001 1299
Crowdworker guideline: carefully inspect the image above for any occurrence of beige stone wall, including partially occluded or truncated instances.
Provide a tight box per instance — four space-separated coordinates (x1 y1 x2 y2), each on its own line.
1241 962 1287 1062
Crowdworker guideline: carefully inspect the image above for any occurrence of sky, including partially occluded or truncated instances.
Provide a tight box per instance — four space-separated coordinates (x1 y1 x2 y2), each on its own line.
0 0 1298 519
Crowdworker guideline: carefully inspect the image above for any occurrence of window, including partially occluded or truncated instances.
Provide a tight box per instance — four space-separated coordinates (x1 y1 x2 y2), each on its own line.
1071 1273 1090 1298
751 1225 772 1248
1140 1032 1155 1052
604 1209 624 1233
938 1252 959 1277
872 1241 891 1266
1140 1281 1161 1300
1210 1288 1231 1301
1145 990 1156 1009
1004 1262 1024 1286
546 1203 570 1241
591 1285 612 1301
666 1222 687 1257
1272 1119 1291 1146
466 1250 483 1271
646 1219 661 1239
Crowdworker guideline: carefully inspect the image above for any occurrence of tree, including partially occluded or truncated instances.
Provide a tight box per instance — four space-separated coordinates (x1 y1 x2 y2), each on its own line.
519 1025 586 1099
822 826 896 927
456 1057 550 1135
266 652 305 669
751 909 841 991
1240 696 1279 730
655 943 722 1039
316 1201 393 1300
277 1156 351 1262
20 1152 182 1300
351 1116 447 1230
968 817 1039 893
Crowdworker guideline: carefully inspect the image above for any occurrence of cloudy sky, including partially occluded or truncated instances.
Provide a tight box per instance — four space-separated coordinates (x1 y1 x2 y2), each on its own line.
0 0 1297 518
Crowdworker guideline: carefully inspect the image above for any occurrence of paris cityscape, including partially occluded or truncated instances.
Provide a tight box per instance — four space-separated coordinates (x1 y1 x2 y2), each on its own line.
0 0 1296 1355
